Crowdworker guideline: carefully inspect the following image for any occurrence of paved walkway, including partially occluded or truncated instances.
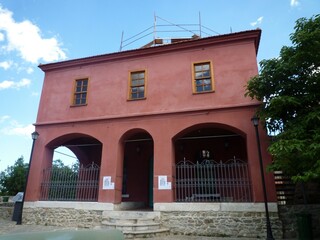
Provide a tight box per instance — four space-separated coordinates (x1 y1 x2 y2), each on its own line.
0 219 78 235
0 219 256 239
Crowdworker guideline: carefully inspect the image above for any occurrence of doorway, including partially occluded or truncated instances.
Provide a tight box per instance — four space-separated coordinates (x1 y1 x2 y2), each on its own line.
122 131 154 209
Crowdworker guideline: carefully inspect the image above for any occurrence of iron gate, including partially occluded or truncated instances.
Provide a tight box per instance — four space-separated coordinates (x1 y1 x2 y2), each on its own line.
40 163 100 201
175 158 252 202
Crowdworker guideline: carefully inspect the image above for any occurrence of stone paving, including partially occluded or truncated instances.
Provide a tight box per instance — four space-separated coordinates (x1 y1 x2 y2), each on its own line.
0 219 256 240
0 219 78 234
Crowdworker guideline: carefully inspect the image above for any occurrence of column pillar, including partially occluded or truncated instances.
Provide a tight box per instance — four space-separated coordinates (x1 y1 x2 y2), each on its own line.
153 132 175 203
98 135 123 204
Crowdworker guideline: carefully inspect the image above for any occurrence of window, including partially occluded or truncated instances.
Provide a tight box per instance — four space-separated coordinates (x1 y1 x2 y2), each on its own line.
129 71 146 100
73 78 88 105
192 62 214 93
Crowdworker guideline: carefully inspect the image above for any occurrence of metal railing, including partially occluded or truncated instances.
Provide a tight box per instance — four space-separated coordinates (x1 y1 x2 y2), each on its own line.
175 158 252 202
40 163 100 201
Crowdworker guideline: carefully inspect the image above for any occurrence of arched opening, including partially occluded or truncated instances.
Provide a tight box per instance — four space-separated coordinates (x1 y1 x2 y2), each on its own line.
53 146 78 167
40 133 102 202
50 134 102 166
173 123 252 202
121 129 154 209
174 123 247 164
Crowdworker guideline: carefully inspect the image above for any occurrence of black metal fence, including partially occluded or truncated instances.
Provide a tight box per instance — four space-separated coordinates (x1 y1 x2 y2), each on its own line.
175 158 252 202
40 163 100 201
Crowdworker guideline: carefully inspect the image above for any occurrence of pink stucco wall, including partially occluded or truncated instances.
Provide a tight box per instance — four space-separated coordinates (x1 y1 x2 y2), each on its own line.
37 32 260 124
27 30 277 204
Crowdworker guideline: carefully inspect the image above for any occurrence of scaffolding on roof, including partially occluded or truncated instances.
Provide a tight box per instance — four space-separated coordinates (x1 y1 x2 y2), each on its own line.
119 13 220 51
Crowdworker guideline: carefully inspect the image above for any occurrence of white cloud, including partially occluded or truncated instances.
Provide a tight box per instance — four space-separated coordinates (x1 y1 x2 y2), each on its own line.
0 120 34 137
0 6 67 63
0 61 33 73
26 67 34 74
290 0 299 7
0 115 10 123
250 16 263 27
0 116 33 137
0 32 4 41
0 60 12 70
0 78 31 90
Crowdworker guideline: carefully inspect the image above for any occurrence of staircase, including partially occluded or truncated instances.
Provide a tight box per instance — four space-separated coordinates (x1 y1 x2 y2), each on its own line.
274 170 296 205
101 211 169 238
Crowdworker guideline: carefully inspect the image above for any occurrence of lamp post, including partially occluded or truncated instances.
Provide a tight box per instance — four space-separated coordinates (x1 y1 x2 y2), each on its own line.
16 131 39 225
251 116 274 240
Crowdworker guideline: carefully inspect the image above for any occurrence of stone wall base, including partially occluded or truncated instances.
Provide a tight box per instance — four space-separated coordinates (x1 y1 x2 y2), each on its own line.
155 203 282 238
0 203 14 220
160 211 282 238
23 201 110 228
23 207 103 228
23 201 283 238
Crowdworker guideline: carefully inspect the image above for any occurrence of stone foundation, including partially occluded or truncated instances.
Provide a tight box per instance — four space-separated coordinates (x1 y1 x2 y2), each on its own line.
23 207 103 228
23 201 283 238
0 202 14 220
9 201 320 238
155 203 283 239
160 210 282 238
23 201 113 228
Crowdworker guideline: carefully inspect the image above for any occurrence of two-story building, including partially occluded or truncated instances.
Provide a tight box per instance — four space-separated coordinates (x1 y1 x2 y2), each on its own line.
24 29 282 238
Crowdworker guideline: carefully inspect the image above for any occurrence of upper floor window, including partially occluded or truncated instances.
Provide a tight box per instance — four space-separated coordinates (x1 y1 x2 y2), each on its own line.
73 78 88 106
192 62 214 93
129 70 146 100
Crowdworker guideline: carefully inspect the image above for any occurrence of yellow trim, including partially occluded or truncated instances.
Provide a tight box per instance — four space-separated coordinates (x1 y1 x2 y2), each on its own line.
127 69 147 100
71 77 89 106
191 60 215 94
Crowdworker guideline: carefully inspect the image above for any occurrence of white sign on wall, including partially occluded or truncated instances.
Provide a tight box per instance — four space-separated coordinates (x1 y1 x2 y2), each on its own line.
102 176 115 190
158 175 171 190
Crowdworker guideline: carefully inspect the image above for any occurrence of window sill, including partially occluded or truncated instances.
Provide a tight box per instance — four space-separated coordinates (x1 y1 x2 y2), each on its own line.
127 97 146 101
193 90 215 95
70 103 88 107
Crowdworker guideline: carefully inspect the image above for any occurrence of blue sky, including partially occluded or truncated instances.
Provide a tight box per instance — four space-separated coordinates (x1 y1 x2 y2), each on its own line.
0 0 319 171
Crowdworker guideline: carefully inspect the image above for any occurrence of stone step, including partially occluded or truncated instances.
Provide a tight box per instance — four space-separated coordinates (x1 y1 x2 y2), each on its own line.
101 221 161 231
103 218 156 224
101 210 169 238
102 210 160 221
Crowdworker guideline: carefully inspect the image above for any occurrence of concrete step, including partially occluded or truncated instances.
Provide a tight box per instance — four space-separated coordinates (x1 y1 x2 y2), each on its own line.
101 221 160 231
103 218 157 225
101 210 169 238
102 210 160 221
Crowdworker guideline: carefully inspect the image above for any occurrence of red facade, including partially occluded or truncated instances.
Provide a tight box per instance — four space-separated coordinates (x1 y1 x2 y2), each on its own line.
27 29 277 207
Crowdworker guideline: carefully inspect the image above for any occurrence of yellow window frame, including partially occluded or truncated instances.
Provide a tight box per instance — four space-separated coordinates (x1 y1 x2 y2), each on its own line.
128 70 147 100
192 61 215 94
71 77 89 106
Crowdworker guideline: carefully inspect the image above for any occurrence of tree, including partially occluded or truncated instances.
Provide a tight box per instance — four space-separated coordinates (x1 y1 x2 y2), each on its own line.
0 158 80 196
0 157 28 195
246 15 320 182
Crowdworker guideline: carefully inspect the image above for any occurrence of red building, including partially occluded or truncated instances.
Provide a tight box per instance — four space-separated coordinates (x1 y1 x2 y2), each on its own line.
24 29 282 238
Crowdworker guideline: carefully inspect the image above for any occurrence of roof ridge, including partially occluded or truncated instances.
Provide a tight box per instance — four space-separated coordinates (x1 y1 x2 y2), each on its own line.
39 29 261 71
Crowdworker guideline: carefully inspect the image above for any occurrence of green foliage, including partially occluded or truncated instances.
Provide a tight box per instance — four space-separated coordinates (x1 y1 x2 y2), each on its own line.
52 159 79 172
246 15 320 182
267 111 320 182
0 157 80 197
0 157 28 196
